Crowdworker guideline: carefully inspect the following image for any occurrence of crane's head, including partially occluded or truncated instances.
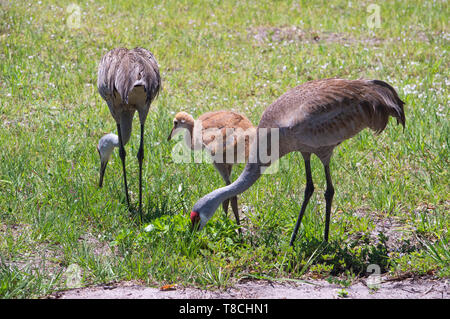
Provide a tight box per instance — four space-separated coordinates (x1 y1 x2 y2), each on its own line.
167 112 194 141
97 133 119 187
190 190 223 231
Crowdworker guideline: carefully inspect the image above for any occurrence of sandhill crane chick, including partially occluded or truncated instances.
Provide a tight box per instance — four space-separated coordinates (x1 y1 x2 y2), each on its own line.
168 110 255 228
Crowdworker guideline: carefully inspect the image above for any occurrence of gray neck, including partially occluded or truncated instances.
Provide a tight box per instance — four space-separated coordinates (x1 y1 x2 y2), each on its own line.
193 127 285 228
119 111 134 146
217 162 262 202
195 162 262 225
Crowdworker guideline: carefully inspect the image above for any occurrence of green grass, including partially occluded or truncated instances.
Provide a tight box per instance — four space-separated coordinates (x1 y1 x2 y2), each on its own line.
0 0 448 298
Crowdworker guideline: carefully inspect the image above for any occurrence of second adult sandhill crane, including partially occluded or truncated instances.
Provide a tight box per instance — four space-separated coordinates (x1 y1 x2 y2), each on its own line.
189 78 405 246
168 110 255 227
97 47 161 221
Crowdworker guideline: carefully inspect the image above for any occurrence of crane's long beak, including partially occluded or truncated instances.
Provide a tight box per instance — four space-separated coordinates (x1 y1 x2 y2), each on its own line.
167 126 175 141
99 160 108 188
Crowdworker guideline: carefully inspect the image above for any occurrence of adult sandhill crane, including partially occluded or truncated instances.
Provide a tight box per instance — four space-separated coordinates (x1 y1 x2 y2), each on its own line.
189 78 405 246
168 110 255 227
96 47 161 221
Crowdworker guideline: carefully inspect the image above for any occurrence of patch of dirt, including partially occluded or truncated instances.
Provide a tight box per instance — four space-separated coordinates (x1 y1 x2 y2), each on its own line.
50 277 448 299
248 26 309 43
246 26 446 45
247 26 383 45
351 209 420 251
0 222 113 284
0 223 59 272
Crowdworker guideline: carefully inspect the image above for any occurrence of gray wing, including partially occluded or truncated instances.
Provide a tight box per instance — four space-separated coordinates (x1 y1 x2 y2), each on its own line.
97 48 127 103
259 78 405 148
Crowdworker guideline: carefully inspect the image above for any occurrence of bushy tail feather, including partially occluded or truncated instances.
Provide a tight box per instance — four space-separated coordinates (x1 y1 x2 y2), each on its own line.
98 47 161 106
114 49 161 105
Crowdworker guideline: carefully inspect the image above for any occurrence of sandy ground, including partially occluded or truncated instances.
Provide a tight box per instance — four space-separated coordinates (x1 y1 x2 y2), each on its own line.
51 277 448 299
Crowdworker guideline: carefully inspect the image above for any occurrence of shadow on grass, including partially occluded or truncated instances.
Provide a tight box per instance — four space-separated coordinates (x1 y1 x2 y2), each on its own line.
288 233 391 277
124 193 187 225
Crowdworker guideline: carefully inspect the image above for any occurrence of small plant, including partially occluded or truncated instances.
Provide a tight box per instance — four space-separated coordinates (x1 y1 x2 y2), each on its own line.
326 275 353 288
337 288 349 298
419 236 450 274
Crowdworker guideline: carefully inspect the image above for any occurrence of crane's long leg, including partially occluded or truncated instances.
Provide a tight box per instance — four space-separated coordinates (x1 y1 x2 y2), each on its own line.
323 164 334 242
227 165 241 229
230 196 240 225
215 163 241 232
214 163 231 216
137 123 145 222
289 155 314 246
117 123 130 207
222 183 230 217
